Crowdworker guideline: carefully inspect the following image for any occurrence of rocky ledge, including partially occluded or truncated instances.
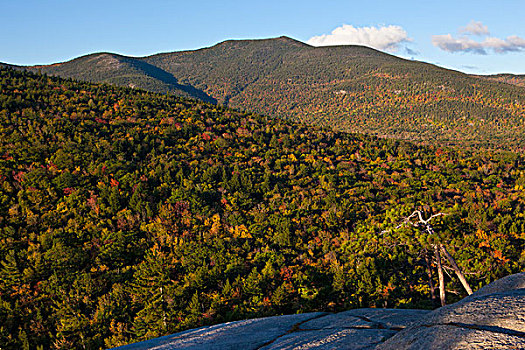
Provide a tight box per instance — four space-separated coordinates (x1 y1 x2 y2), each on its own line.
113 273 525 350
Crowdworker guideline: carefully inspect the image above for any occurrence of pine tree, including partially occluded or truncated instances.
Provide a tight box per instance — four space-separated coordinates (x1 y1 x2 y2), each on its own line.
0 250 22 294
131 248 173 340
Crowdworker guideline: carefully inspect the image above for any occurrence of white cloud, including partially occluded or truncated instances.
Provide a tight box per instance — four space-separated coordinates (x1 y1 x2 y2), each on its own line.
432 34 486 54
492 35 525 52
307 24 411 52
433 21 525 54
459 20 489 36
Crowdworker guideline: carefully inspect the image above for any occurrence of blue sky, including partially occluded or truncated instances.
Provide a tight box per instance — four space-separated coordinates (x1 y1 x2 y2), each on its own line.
1 0 524 74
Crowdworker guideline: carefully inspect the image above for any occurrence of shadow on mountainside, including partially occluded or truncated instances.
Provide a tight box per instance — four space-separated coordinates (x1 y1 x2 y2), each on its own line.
126 59 217 104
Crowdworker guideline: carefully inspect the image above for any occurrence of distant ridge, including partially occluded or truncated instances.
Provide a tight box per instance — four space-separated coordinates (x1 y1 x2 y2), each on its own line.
7 36 525 149
477 73 525 88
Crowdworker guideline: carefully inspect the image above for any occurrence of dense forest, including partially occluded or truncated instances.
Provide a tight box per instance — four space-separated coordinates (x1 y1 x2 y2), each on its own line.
18 36 525 149
0 67 524 349
479 73 525 88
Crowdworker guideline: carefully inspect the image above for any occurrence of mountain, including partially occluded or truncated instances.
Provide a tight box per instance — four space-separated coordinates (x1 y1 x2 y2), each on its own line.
9 37 525 150
11 36 525 149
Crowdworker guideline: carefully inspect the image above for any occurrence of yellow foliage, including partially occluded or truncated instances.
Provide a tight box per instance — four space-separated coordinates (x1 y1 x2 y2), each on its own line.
56 202 68 213
230 224 251 238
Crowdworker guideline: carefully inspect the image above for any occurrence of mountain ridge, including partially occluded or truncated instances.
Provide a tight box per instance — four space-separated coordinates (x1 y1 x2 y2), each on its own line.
6 36 523 86
477 73 525 88
5 36 525 149
14 52 217 103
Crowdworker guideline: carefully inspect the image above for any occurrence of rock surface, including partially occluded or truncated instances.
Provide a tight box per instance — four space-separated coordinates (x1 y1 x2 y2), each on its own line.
378 272 525 350
262 309 429 350
469 272 525 297
113 273 525 350
112 313 326 350
113 309 428 350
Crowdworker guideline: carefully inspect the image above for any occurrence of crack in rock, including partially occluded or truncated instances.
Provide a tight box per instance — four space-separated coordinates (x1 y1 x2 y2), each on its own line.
351 315 404 331
255 313 332 349
292 313 408 333
420 322 525 339
294 325 402 332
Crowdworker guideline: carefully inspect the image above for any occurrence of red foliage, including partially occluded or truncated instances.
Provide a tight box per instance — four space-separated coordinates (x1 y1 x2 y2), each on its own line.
63 187 75 196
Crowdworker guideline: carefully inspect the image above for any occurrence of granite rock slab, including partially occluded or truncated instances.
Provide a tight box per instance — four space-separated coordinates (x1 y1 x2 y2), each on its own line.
468 272 525 298
378 273 525 350
300 308 431 331
112 312 326 350
112 309 423 350
261 328 397 350
377 324 525 350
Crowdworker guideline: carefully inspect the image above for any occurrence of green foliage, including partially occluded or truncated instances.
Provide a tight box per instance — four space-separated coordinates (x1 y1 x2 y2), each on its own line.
0 67 524 349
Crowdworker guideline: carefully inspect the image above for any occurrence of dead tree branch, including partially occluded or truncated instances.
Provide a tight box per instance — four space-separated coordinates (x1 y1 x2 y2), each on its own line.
379 210 472 306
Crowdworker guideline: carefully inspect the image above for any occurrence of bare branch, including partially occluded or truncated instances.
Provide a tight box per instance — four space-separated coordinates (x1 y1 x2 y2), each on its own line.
378 210 447 236
427 212 447 222
445 289 461 295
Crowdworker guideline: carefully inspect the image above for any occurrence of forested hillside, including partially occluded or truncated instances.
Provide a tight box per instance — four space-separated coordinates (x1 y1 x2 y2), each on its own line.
17 36 525 149
0 68 524 349
478 73 525 88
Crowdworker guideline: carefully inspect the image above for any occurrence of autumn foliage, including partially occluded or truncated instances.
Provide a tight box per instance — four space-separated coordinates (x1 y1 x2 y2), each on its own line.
0 67 524 349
